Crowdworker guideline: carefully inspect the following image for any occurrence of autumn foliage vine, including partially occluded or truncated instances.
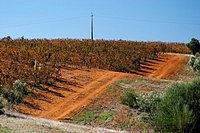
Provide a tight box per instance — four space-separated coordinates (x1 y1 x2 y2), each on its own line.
0 37 190 89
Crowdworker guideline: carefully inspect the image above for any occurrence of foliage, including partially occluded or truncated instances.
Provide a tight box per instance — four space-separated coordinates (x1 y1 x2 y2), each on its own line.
120 78 200 132
13 80 29 96
73 109 99 124
137 92 163 118
120 88 139 108
189 55 196 68
99 111 115 124
0 38 189 89
120 88 163 119
73 109 116 126
187 38 200 55
1 80 29 105
154 78 200 133
189 54 200 74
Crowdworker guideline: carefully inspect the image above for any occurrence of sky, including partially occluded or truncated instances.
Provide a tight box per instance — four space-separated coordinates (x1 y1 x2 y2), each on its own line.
0 0 200 43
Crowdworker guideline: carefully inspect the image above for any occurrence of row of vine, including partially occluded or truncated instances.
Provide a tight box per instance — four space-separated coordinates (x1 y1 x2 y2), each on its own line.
0 37 190 89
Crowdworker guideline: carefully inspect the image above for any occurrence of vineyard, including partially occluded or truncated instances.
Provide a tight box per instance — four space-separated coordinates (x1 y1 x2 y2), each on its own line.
0 37 190 89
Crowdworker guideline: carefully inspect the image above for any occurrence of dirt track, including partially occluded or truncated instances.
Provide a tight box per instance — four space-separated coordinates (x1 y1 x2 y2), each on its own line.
140 54 187 78
39 71 126 120
17 54 188 121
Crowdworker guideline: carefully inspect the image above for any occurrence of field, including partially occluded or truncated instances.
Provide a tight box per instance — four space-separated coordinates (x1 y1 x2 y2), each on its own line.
0 38 195 132
15 54 194 132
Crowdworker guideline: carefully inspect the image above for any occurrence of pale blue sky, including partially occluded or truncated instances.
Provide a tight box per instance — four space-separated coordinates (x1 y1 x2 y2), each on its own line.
0 0 200 43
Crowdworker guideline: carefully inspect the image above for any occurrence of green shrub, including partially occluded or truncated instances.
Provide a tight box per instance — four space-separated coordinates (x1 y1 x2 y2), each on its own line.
189 54 200 74
193 56 200 74
187 38 200 55
100 111 115 124
154 78 200 133
1 80 29 105
121 88 163 120
73 110 99 124
13 80 29 96
120 88 139 108
189 55 196 68
138 92 163 118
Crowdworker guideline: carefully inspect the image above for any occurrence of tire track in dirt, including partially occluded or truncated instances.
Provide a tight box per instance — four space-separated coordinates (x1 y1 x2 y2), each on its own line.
38 72 111 119
39 71 125 120
147 54 187 79
136 54 188 79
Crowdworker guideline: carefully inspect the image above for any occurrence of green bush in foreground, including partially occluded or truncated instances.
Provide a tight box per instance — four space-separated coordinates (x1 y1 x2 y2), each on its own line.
121 78 200 132
154 78 200 133
138 92 163 118
120 88 163 119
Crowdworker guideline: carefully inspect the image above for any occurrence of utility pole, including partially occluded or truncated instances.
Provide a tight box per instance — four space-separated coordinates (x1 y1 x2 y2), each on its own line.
91 12 94 41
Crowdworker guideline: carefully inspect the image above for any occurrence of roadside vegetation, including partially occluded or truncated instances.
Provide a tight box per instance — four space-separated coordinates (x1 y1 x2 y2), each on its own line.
65 38 200 133
65 77 182 131
67 55 198 132
119 38 200 132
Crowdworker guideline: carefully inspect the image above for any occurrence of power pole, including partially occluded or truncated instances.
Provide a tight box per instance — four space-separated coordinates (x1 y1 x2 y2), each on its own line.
91 12 94 41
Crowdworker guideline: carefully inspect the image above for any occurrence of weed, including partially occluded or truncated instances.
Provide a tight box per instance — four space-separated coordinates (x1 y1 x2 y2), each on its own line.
99 111 116 123
120 88 139 108
73 109 99 124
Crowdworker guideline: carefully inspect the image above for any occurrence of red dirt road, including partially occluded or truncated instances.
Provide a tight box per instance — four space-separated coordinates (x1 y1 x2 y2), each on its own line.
39 71 126 120
137 54 188 79
17 54 188 120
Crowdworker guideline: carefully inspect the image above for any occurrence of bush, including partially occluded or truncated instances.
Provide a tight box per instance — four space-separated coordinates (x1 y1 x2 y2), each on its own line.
154 78 200 133
189 55 196 68
120 88 139 108
13 80 29 96
0 80 29 105
187 38 200 55
121 78 200 132
193 56 200 74
189 54 200 74
121 88 163 119
137 92 163 118
120 78 200 132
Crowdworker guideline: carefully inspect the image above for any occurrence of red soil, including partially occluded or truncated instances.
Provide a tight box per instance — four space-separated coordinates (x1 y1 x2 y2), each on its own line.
138 54 188 79
17 54 188 120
